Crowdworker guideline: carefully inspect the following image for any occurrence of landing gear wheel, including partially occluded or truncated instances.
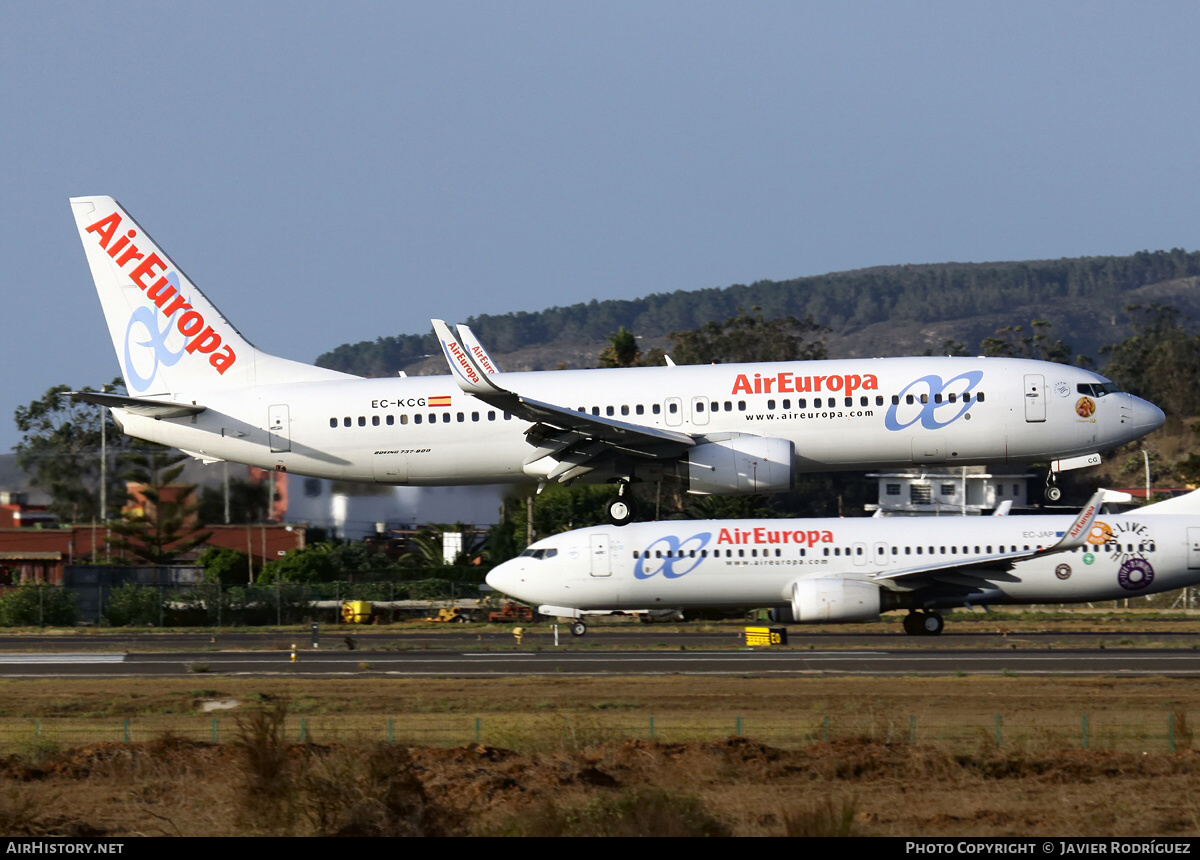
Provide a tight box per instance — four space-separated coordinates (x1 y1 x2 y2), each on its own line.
903 611 945 636
570 620 587 637
1045 485 1062 502
607 488 636 526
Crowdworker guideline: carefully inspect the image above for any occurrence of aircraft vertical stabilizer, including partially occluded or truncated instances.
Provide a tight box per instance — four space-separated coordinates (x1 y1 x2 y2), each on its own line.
69 196 350 395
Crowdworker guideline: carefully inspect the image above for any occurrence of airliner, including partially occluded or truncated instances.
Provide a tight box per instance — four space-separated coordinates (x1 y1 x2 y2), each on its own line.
486 490 1200 636
69 196 1164 524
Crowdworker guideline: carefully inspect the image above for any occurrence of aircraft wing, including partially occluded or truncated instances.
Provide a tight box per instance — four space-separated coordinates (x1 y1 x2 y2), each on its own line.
70 391 206 419
874 490 1104 584
432 320 694 481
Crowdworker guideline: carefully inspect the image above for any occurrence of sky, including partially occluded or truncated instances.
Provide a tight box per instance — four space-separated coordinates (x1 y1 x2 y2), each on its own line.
2 1 1200 451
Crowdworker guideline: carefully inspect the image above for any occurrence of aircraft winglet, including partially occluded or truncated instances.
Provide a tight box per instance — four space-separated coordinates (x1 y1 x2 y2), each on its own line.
431 320 505 396
457 324 501 374
1037 489 1105 554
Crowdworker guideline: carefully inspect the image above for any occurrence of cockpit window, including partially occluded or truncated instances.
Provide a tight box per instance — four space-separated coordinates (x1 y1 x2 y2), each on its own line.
1077 382 1121 397
518 548 558 559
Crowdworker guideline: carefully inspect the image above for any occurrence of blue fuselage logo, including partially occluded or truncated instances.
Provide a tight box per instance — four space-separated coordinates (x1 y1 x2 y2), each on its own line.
883 371 984 431
633 532 712 580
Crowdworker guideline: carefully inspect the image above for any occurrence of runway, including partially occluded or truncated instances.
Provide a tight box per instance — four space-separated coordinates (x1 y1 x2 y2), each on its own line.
2 645 1200 678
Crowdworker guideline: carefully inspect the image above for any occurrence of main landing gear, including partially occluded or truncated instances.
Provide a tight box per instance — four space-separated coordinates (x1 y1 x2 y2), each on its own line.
607 483 637 526
570 620 588 637
1045 472 1062 502
902 611 944 636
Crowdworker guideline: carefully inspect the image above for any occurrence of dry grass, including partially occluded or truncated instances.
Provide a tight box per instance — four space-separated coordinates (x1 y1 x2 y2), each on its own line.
1 676 1200 835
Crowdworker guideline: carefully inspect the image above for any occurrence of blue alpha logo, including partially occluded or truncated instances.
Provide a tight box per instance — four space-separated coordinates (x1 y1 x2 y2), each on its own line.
883 371 984 431
633 532 712 580
123 275 190 393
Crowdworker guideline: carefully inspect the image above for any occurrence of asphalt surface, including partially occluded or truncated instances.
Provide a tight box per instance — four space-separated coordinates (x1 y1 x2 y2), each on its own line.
0 629 1197 677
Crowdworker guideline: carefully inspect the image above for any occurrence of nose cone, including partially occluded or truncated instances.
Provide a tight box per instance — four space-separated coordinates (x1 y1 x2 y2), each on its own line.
485 561 520 598
1129 396 1166 434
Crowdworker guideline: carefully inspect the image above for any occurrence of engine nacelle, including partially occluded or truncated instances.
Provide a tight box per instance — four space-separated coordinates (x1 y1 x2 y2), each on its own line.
791 578 881 623
681 436 795 495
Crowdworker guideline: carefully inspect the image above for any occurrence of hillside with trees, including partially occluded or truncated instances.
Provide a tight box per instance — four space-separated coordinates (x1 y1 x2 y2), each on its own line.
315 250 1200 376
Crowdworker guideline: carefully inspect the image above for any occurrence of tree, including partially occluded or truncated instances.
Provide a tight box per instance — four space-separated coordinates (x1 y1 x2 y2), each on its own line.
13 382 128 523
980 320 1072 363
668 310 828 365
598 327 641 368
107 449 213 564
1102 304 1200 418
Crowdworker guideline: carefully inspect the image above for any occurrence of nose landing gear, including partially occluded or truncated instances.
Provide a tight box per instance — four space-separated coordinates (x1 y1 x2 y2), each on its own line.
607 483 637 526
1045 473 1062 502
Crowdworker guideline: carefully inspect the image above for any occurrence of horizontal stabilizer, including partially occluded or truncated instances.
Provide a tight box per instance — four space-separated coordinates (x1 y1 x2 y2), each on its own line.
70 391 205 419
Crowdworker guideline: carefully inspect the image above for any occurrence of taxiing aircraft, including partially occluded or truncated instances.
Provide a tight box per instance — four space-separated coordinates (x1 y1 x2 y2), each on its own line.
486 490 1200 636
69 196 1164 524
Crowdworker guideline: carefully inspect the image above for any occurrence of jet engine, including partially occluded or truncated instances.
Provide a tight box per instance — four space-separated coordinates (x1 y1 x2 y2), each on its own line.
790 578 881 623
680 436 794 495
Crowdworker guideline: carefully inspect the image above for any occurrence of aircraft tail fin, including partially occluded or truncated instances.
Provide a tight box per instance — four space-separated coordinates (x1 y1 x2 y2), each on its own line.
69 196 351 395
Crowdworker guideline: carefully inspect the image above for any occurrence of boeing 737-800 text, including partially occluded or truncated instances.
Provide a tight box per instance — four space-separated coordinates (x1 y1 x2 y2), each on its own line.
69 196 1164 524
486 490 1200 635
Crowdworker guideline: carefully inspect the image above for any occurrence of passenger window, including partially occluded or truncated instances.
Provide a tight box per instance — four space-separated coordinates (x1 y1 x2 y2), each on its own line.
372 416 380 426
920 394 928 404
767 400 775 410
343 417 351 427
798 399 806 408
636 405 645 415
669 402 678 414
621 405 629 415
906 395 914 405
387 415 394 426
457 412 465 422
592 407 600 416
400 415 408 425
977 392 986 402
329 418 337 428
738 401 746 411
653 404 661 414
876 396 883 406
488 412 496 421
472 412 479 421
442 413 450 423
606 406 614 416
783 399 791 409
892 395 900 405
358 416 366 427
415 415 422 424
724 401 732 411
844 397 852 407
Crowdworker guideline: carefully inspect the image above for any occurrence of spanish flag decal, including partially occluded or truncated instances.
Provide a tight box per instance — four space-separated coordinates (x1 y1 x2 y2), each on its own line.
429 395 452 408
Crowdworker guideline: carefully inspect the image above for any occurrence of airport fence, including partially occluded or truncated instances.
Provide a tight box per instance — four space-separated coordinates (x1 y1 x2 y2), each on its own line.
0 711 1193 756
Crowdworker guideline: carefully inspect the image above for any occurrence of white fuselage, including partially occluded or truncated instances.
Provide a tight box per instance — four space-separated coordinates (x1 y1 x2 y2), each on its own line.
111 356 1163 488
486 504 1200 614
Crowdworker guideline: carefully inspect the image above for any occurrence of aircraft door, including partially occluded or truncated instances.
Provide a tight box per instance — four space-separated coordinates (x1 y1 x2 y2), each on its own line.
1188 528 1200 570
664 397 683 427
852 542 867 567
268 405 290 453
873 542 890 568
1024 374 1046 423
590 534 612 577
691 396 710 426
